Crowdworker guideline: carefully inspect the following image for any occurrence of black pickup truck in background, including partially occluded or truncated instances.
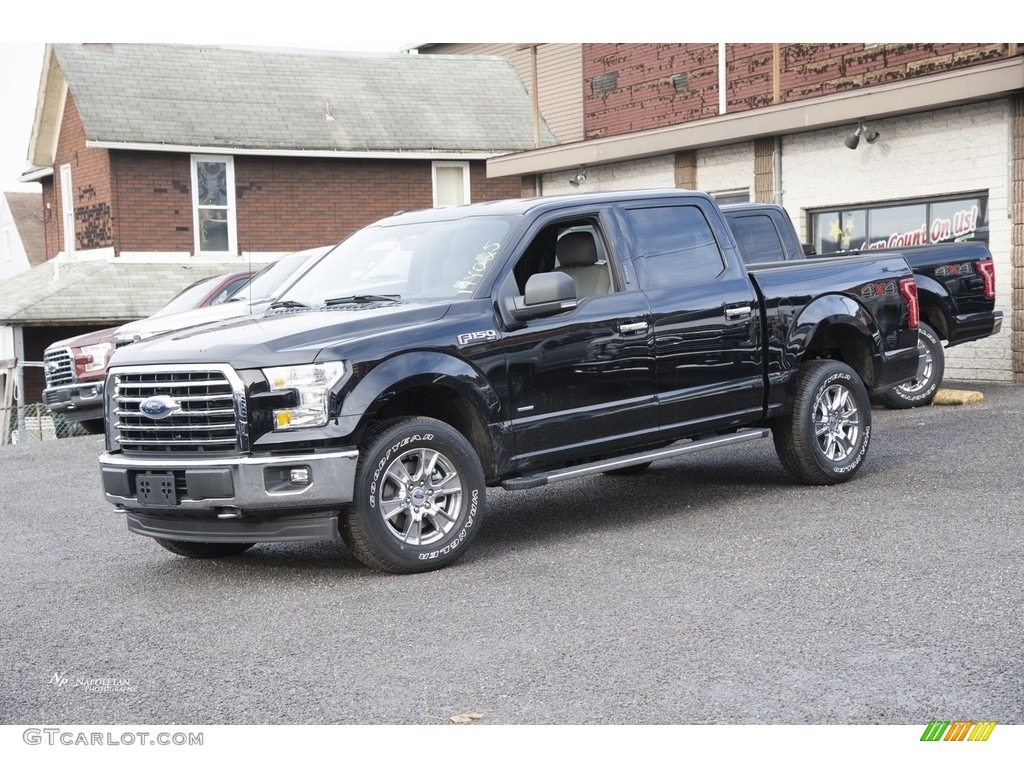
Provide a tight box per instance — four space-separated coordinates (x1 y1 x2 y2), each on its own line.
722 202 1003 408
99 190 921 573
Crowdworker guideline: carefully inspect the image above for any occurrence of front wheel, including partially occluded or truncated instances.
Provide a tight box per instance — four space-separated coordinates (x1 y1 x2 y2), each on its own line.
155 540 255 558
773 360 871 485
876 322 944 409
342 417 485 574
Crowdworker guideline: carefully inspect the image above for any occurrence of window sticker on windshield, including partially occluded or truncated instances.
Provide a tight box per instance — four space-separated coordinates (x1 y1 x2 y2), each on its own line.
455 241 501 295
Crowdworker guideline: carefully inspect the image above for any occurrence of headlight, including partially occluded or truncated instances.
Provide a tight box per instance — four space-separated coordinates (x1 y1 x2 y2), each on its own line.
262 362 346 430
77 342 113 373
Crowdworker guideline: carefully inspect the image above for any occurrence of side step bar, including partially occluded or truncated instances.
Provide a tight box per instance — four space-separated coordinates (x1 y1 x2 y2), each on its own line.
501 428 771 491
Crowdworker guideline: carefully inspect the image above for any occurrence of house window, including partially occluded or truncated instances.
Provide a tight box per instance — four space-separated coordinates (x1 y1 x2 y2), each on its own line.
191 155 237 255
433 161 470 207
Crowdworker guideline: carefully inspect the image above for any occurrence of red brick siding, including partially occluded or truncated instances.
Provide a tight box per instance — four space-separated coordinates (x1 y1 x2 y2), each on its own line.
108 152 522 254
51 94 113 258
585 44 720 138
583 43 1023 139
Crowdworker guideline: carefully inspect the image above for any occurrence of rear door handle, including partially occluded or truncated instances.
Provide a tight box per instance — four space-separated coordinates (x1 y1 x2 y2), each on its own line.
724 305 752 319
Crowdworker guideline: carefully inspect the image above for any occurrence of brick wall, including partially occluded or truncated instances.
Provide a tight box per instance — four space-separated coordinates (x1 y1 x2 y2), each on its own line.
584 44 1021 139
51 95 113 258
109 152 522 255
585 44 720 139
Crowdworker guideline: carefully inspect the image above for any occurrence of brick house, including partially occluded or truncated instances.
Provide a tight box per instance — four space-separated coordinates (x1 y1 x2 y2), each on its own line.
423 43 1024 385
2 43 556 416
24 43 555 263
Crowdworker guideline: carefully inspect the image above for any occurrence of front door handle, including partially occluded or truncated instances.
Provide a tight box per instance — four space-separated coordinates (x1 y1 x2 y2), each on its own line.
724 305 752 319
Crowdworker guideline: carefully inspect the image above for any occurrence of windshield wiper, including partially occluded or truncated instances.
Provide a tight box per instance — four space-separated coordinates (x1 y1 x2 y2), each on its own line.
324 294 401 306
269 299 310 309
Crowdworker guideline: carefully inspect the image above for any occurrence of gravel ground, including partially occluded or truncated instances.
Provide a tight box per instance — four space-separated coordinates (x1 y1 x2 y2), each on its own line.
1 381 1021 727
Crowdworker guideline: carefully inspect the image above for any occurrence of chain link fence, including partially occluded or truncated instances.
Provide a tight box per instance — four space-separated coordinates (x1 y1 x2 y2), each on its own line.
2 402 94 445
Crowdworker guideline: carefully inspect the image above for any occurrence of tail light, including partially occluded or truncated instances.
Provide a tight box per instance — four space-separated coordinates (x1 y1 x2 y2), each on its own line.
977 258 995 300
899 276 919 330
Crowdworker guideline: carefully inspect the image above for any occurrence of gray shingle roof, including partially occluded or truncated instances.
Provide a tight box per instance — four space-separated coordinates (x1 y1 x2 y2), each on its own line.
53 44 558 154
0 260 247 324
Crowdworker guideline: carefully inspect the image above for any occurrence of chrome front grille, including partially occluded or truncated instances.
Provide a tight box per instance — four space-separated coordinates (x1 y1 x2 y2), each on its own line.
112 366 241 455
44 347 74 387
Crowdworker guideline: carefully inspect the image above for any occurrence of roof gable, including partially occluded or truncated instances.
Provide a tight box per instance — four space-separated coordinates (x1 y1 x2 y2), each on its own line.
43 44 557 158
2 192 46 267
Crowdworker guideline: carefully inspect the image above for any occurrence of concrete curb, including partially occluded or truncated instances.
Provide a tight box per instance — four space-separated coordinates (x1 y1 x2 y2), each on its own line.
932 388 985 406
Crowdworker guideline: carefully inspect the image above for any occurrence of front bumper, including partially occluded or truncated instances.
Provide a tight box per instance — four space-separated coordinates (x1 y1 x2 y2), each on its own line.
42 381 104 421
99 448 359 543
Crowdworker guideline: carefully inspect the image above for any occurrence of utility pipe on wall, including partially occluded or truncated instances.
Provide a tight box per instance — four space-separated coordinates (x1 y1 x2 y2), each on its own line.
719 44 727 115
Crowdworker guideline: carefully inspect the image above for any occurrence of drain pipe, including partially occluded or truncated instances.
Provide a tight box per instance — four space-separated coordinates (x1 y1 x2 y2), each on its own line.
718 44 727 115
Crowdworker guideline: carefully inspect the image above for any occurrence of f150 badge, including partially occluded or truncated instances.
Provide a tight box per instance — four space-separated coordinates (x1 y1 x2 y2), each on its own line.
457 330 498 346
138 395 181 420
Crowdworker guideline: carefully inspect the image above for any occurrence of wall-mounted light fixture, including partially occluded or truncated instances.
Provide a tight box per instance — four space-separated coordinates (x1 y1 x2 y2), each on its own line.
844 122 879 150
323 99 335 122
568 167 587 187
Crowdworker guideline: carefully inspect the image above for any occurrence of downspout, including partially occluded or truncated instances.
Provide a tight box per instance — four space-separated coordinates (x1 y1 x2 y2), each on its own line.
718 44 727 115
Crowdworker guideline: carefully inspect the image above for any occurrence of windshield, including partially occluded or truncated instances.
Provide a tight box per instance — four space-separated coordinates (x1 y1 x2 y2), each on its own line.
227 246 333 303
149 276 223 318
278 216 515 305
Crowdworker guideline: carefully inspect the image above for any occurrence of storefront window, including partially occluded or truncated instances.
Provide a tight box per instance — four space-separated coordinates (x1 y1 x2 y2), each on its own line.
810 194 988 254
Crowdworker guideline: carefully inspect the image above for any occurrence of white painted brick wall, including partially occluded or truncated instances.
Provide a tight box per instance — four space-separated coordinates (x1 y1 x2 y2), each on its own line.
697 142 756 199
782 100 1013 383
541 155 674 196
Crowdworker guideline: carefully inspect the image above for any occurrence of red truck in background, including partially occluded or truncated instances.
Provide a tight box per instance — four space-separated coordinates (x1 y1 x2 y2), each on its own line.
42 270 253 433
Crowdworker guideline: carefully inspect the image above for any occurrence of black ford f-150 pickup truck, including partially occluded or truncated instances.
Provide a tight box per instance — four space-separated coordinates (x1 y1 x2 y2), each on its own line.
99 190 920 573
722 202 1002 408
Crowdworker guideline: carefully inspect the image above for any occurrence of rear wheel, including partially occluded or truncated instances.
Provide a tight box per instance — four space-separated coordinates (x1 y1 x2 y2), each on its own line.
155 540 255 558
342 417 485 574
876 322 944 409
773 360 871 485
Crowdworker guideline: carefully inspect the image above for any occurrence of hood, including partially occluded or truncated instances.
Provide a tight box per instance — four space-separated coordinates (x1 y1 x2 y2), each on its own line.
44 326 117 352
112 298 270 344
108 300 452 370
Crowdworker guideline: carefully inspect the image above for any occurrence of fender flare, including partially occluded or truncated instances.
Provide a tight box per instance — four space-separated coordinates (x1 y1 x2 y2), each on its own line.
786 293 882 374
910 273 954 340
338 350 502 436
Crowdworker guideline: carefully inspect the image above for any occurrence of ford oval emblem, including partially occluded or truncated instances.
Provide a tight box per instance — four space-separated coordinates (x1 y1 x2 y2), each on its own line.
139 395 181 420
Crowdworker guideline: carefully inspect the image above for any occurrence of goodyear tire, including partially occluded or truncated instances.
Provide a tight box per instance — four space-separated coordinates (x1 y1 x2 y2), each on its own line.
156 540 255 558
773 360 871 485
876 322 944 409
342 417 485 574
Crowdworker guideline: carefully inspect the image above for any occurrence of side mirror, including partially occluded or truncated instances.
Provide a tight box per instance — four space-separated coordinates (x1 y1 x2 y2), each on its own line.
505 272 578 321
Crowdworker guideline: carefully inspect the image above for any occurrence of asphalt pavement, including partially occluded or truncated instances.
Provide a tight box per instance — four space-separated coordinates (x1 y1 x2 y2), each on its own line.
1 381 1021 726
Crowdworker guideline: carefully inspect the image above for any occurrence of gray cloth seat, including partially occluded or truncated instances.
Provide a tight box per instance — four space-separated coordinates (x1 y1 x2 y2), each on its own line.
554 231 610 298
